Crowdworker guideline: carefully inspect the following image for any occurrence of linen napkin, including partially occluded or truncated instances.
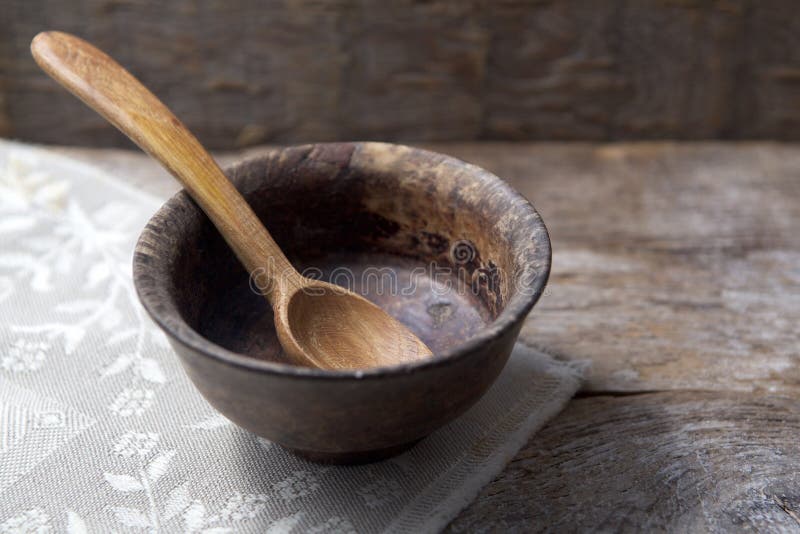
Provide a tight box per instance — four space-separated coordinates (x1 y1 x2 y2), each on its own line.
0 140 582 533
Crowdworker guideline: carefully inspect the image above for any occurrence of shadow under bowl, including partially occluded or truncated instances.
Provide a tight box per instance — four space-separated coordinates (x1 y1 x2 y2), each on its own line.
133 142 550 463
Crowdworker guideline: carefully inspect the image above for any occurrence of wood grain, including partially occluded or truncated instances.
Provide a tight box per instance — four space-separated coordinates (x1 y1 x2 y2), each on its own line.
6 1 800 148
447 391 800 532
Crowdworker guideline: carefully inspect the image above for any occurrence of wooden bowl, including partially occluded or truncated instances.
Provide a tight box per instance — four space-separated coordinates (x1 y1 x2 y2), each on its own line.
133 142 550 463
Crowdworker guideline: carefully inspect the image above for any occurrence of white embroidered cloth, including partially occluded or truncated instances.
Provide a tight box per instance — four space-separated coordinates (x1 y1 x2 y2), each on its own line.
0 140 582 533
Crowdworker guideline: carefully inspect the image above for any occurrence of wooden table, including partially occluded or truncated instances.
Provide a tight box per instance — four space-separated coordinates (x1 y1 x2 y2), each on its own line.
57 142 800 532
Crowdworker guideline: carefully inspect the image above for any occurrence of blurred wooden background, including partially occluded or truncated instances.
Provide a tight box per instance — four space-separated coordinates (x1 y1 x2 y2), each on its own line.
3 0 800 149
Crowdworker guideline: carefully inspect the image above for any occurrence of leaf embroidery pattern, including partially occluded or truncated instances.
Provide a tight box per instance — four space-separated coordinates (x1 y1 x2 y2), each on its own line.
99 431 310 533
103 432 175 530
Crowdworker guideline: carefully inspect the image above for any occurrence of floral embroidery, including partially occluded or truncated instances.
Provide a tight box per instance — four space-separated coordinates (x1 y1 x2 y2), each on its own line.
273 470 320 501
358 475 403 508
214 493 269 523
1 151 168 419
179 492 290 532
109 387 155 416
187 413 231 431
66 511 88 533
0 508 51 533
0 155 68 213
34 411 65 429
112 431 159 458
99 431 286 532
103 431 176 530
308 516 357 534
1 338 48 372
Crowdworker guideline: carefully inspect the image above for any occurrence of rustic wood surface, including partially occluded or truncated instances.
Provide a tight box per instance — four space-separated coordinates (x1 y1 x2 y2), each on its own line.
5 1 800 148
448 392 800 533
51 141 800 531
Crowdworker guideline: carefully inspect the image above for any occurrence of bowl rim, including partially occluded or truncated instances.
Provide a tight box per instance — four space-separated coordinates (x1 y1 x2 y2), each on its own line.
133 142 551 380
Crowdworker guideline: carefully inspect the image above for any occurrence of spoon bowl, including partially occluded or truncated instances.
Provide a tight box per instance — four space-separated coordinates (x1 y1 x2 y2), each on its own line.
281 284 432 370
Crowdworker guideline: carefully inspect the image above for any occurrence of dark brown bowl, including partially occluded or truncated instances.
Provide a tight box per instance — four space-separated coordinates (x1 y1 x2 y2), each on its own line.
133 142 550 463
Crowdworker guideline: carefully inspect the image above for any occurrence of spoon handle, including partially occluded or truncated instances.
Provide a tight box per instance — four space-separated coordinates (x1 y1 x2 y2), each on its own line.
31 31 299 298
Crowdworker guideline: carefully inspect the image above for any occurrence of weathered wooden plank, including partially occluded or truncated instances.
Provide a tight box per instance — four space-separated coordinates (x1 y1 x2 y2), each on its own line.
447 392 800 533
483 0 747 139
4 0 486 148
5 1 800 148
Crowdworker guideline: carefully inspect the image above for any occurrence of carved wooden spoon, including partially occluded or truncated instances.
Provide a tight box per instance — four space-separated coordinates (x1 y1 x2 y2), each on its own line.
31 31 433 370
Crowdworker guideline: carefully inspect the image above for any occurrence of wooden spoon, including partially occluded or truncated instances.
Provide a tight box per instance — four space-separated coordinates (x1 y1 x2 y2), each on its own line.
31 31 433 370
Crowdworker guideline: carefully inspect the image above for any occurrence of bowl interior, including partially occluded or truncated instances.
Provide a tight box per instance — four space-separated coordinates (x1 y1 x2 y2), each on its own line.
153 143 547 368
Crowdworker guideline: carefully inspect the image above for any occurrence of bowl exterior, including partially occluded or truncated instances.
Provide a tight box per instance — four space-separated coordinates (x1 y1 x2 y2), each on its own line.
167 320 522 462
